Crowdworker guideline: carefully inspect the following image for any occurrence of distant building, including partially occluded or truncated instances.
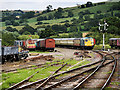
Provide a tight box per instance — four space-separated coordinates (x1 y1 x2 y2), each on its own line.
82 32 89 37
16 16 20 19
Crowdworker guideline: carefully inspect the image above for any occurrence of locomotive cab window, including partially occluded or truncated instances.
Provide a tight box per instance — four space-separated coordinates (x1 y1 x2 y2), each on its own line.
85 39 88 42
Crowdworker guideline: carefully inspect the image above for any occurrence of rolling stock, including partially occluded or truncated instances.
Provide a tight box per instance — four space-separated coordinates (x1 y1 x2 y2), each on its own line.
36 38 55 51
23 39 37 50
1 39 29 64
54 37 95 50
15 38 55 51
14 37 95 51
15 39 39 50
109 38 120 49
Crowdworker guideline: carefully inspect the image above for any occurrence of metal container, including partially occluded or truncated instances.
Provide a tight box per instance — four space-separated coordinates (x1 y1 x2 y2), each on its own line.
2 46 18 55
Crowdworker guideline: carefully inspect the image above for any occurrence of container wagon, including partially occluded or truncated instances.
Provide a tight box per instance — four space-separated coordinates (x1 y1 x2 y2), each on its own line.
1 39 29 64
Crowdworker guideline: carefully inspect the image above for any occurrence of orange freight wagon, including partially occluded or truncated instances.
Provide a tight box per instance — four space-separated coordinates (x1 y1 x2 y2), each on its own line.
36 38 55 51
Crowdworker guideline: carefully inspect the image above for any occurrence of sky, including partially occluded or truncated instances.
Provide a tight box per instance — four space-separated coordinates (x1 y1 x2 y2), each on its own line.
0 0 108 10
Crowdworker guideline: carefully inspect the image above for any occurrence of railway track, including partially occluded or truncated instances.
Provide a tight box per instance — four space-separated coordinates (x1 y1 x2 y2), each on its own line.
7 50 103 90
73 54 117 90
2 58 66 73
43 53 117 90
7 50 118 90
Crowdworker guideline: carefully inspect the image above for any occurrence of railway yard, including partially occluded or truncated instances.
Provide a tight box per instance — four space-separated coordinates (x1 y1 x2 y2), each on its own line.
1 48 120 90
1 1 120 89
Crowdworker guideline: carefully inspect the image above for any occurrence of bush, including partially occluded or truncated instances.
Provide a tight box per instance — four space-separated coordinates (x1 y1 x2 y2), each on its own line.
36 22 43 25
60 20 69 23
13 22 19 26
43 22 49 24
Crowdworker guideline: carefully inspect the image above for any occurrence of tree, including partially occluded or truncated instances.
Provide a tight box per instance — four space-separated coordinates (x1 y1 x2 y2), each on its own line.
13 22 19 26
51 24 67 33
111 1 120 10
19 24 36 35
69 26 78 32
22 31 31 35
44 16 47 20
54 11 62 19
81 5 85 8
69 31 82 38
97 10 102 14
68 11 74 17
18 35 39 40
79 14 83 20
84 15 90 21
86 1 93 7
2 32 15 46
5 20 12 25
108 25 119 35
84 10 90 14
115 12 120 18
57 7 63 12
38 28 55 38
12 31 20 39
21 11 35 19
6 27 18 32
88 19 99 27
64 23 70 27
46 5 53 12
36 21 43 25
37 16 44 21
48 14 54 20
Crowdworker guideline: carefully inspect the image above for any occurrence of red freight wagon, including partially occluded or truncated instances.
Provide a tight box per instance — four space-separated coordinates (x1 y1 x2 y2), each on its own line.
109 38 120 49
22 39 37 50
37 38 55 51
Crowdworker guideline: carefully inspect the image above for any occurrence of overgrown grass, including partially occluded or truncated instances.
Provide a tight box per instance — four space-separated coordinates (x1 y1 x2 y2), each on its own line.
0 55 97 89
1 58 86 89
29 51 50 53
0 59 76 89
104 87 118 90
93 44 111 50
70 60 91 70
1 64 62 89
2 69 35 89
111 82 120 86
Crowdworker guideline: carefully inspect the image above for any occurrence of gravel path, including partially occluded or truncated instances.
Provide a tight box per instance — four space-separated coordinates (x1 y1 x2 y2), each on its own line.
1 48 100 72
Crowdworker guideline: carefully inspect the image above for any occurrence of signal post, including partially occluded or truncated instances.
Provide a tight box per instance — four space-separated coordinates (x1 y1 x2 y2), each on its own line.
99 20 108 51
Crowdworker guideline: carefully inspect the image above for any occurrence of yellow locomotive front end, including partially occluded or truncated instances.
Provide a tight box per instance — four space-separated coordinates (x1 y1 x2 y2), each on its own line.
84 37 95 49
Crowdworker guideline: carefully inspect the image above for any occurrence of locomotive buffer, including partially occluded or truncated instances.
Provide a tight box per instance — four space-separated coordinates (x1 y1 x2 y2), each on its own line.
99 20 108 51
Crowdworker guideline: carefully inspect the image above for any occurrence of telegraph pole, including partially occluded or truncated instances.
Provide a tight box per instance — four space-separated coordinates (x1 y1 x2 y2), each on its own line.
99 20 108 51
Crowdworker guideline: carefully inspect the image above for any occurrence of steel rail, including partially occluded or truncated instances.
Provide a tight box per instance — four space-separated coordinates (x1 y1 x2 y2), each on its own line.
44 65 97 90
16 59 103 89
73 57 106 90
44 59 115 90
15 51 104 89
101 59 117 90
73 54 116 90
3 58 65 73
35 63 67 90
7 68 45 90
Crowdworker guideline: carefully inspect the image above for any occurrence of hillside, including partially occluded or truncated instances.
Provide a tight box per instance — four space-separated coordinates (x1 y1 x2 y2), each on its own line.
108 0 120 2
1 2 117 30
1 1 120 45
